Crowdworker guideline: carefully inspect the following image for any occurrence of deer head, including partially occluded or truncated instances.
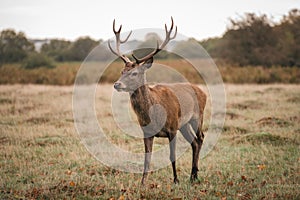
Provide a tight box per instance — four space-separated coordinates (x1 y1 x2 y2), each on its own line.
108 18 177 92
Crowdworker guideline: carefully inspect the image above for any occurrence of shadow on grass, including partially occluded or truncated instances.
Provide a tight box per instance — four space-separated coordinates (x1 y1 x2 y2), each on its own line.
231 132 299 146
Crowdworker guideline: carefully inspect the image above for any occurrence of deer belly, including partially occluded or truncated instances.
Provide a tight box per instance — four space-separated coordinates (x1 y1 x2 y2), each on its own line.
179 112 193 128
155 131 168 138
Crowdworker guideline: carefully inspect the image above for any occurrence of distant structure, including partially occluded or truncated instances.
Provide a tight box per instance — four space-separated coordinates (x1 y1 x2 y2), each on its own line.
29 39 49 52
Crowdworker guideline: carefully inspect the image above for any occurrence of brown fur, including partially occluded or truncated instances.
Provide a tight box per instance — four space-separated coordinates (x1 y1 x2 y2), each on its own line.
109 18 206 184
129 82 206 184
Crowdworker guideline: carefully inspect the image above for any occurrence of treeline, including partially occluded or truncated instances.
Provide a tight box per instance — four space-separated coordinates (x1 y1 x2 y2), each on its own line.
0 9 299 69
201 9 300 67
0 29 100 68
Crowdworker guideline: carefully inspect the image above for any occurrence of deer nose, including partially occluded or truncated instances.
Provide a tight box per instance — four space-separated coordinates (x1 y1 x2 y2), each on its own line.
114 82 121 89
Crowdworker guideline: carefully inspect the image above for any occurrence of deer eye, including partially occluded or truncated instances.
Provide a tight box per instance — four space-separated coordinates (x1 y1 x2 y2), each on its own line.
131 72 138 76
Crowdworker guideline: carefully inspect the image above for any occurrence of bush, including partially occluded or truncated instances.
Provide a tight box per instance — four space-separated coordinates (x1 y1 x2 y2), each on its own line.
22 53 55 69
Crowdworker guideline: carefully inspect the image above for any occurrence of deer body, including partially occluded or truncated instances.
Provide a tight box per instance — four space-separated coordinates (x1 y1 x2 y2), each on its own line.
108 18 206 184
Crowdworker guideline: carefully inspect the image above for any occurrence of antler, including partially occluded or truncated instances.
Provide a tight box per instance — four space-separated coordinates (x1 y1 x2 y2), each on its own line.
108 19 132 63
132 17 177 64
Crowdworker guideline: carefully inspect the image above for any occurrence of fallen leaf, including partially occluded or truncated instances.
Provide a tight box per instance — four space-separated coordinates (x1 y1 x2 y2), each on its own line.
237 193 251 200
215 191 222 197
66 170 72 175
241 175 247 181
261 180 267 187
166 184 171 191
227 181 234 186
216 171 222 178
118 195 125 200
149 183 159 189
257 164 266 170
200 189 207 195
87 170 96 176
69 181 75 187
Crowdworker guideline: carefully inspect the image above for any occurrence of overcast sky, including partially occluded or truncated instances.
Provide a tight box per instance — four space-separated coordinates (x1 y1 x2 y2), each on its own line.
0 0 299 41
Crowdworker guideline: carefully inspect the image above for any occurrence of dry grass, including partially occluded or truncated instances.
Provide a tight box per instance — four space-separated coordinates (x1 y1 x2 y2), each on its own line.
0 60 299 85
0 84 299 199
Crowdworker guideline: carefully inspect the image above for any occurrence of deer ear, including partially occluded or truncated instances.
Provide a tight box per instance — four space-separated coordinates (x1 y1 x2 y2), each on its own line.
141 57 153 70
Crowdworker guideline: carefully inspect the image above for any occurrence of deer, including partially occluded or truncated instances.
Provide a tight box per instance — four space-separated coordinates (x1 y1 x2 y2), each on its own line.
108 17 206 184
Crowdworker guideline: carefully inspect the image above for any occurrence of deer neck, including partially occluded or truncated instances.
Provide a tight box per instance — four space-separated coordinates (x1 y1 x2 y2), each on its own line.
130 84 153 122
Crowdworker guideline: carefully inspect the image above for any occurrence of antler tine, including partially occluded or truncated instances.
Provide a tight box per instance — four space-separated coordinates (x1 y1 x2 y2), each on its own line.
108 19 132 63
120 30 132 43
132 17 177 64
108 39 119 57
170 26 177 40
170 16 174 30
132 40 160 64
113 19 122 34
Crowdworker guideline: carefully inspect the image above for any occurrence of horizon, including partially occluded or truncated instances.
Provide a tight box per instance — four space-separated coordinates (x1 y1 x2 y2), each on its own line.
0 0 299 41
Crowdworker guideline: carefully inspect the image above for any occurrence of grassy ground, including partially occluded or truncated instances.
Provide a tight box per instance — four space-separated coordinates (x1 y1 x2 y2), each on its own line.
0 84 299 199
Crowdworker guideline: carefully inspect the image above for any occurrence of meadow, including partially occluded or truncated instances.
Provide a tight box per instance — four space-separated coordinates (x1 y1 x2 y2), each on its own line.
0 83 299 199
0 60 299 85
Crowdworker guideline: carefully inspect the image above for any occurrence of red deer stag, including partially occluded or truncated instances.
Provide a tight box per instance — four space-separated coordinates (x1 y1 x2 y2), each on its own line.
108 18 206 184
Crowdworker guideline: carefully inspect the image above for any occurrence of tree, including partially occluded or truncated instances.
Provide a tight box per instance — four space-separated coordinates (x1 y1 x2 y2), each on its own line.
22 52 55 69
221 13 280 66
41 39 71 62
133 33 169 59
173 38 207 58
275 9 300 66
199 37 222 58
0 29 34 65
200 9 300 67
66 37 99 61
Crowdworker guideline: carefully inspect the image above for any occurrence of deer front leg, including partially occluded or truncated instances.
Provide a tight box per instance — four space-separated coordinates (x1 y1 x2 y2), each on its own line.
141 136 154 185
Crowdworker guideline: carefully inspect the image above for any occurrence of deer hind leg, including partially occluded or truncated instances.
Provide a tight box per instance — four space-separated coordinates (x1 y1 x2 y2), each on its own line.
179 123 200 182
190 118 204 181
168 133 179 184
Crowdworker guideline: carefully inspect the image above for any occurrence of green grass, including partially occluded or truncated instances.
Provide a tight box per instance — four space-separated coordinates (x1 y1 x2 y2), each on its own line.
0 84 299 199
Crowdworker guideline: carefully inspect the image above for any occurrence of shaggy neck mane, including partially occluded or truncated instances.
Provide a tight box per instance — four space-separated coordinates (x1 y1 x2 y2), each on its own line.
130 84 153 125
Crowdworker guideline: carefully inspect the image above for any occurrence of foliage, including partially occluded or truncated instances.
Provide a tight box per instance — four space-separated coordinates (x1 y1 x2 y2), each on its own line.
41 39 71 62
224 13 279 66
0 30 100 66
66 37 99 61
41 37 100 62
1 9 299 69
0 62 78 85
200 9 300 67
0 29 34 65
22 52 55 69
275 9 300 66
0 60 299 85
173 38 207 58
133 33 170 60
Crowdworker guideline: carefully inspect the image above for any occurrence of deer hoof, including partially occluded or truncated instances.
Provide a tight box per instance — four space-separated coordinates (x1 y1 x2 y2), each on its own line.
174 178 179 184
141 177 146 185
190 174 199 183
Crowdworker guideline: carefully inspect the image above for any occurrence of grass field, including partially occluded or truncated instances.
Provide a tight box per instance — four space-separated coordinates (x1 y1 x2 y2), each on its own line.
0 60 299 85
0 84 299 199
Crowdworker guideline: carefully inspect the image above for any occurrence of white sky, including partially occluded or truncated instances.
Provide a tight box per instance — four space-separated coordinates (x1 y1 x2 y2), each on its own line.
0 0 299 41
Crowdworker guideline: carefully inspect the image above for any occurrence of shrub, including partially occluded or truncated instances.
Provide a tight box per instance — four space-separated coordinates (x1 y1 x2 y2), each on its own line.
22 53 55 69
